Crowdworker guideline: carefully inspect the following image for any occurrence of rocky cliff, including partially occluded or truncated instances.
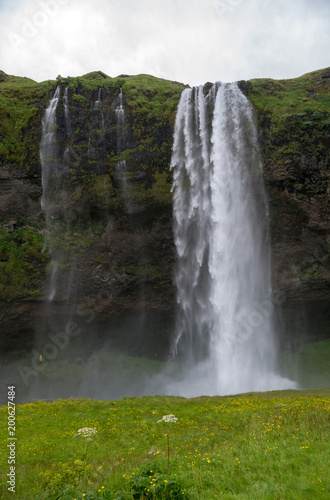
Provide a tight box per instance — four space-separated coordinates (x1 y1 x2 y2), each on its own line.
243 69 330 346
0 68 329 357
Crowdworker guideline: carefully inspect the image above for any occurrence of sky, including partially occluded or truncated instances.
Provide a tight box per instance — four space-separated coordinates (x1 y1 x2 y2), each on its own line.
0 0 329 86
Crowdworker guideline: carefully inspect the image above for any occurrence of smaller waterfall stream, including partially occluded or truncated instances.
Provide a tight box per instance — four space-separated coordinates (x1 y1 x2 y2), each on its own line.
40 86 73 302
88 88 105 160
40 86 60 214
115 88 128 198
40 86 61 301
116 88 125 141
64 86 71 135
94 88 105 130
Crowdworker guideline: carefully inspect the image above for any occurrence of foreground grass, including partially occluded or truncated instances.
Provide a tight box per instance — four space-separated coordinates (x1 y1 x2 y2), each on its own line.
0 390 329 499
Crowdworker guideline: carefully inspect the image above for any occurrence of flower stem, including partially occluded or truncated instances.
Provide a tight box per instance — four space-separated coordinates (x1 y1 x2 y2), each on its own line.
165 434 170 475
84 442 88 492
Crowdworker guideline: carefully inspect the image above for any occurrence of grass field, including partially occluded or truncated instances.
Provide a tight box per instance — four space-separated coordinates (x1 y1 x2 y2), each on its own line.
0 388 329 500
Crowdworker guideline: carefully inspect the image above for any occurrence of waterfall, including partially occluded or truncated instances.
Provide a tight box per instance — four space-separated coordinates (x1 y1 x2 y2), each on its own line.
40 86 61 301
40 86 73 302
40 86 60 213
169 82 296 396
88 88 105 160
116 88 125 143
94 87 105 130
115 88 128 196
64 86 71 135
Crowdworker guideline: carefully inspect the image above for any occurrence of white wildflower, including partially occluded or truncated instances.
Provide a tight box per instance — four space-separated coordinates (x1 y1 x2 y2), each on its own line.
148 446 159 455
76 427 98 437
157 414 178 423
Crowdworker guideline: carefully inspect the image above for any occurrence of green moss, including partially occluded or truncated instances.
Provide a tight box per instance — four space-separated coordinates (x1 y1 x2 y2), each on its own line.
247 69 330 124
149 171 173 205
90 223 106 235
89 174 114 198
0 227 48 300
46 231 94 255
298 265 320 278
86 173 120 216
124 265 163 278
0 76 54 173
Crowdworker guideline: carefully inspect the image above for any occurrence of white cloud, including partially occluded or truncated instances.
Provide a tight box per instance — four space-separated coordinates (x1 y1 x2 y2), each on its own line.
0 0 329 85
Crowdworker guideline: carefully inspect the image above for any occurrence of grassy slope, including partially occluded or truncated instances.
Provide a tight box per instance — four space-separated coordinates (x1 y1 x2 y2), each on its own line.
248 67 330 121
0 390 329 499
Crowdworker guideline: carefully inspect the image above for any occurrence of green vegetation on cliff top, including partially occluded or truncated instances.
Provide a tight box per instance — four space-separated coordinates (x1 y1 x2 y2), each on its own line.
247 67 330 119
0 66 329 180
244 67 330 200
246 67 330 156
0 70 186 175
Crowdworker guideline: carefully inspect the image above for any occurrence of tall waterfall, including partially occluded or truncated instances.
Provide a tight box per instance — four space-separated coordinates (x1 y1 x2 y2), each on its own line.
170 82 295 395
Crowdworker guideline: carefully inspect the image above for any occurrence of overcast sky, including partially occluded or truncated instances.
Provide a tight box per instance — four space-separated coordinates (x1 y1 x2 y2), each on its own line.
0 0 329 86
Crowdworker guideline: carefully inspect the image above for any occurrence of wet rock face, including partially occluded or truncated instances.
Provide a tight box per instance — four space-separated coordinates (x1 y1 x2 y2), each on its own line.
0 73 182 355
245 69 330 344
262 127 330 305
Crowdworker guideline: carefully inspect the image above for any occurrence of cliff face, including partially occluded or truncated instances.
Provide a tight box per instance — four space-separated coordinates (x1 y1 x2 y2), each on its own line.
243 69 330 344
0 68 329 355
0 71 186 354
